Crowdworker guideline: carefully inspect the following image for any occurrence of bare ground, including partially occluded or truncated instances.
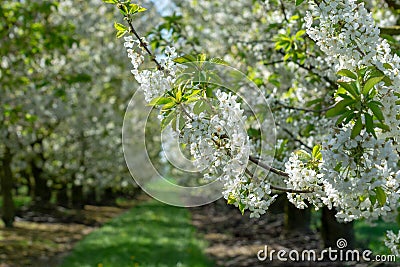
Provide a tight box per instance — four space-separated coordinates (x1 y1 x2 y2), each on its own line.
190 200 396 267
0 204 133 267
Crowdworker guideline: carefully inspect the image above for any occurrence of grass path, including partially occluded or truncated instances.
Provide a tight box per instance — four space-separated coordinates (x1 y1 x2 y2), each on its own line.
60 200 213 267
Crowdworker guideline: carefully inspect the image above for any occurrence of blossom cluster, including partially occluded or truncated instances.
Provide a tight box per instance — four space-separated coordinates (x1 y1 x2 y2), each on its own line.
302 0 400 222
181 91 249 177
179 90 275 217
306 0 400 137
385 230 400 257
284 153 324 209
124 36 178 102
321 128 399 222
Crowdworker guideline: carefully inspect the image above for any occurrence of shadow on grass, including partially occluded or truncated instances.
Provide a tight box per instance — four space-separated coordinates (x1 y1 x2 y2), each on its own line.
60 200 214 267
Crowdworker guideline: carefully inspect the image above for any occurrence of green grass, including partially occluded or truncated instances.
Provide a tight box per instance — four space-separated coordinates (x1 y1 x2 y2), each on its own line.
355 219 399 255
60 200 214 267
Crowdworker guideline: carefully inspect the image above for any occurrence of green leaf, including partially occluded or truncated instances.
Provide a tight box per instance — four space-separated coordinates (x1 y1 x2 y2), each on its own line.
367 102 385 122
338 81 359 99
178 114 185 130
294 149 311 162
114 22 127 32
295 0 305 6
161 110 176 131
148 97 172 106
351 116 363 139
369 194 377 206
116 30 127 38
175 88 182 102
363 76 384 96
209 57 228 65
383 63 393 70
247 128 261 138
364 113 376 138
171 117 177 131
335 110 353 125
129 4 146 14
227 194 236 205
193 100 207 114
238 202 246 215
295 29 306 39
197 53 207 62
173 54 197 64
161 101 176 111
325 98 355 118
374 187 386 206
184 89 202 100
337 69 357 80
119 4 129 15
103 0 118 3
343 112 356 124
375 122 390 131
312 144 322 160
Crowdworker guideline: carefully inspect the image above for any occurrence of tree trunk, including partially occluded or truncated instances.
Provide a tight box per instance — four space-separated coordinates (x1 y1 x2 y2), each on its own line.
84 186 98 205
71 184 84 209
102 187 116 206
56 183 69 208
268 193 285 214
1 147 15 228
283 199 311 235
31 161 51 205
321 207 355 249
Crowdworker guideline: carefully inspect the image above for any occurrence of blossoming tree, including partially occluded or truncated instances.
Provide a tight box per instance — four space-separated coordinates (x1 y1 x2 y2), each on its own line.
104 0 400 255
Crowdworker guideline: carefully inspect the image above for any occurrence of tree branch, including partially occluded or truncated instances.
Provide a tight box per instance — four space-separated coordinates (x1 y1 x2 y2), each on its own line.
275 100 335 114
380 26 400 36
245 166 313 193
249 156 289 177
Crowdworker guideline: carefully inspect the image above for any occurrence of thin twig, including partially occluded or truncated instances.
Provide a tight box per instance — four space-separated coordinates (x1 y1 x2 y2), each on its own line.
275 100 335 114
280 126 313 151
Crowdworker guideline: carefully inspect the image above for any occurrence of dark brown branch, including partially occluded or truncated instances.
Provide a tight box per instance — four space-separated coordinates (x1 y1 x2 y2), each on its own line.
276 100 335 114
380 26 400 36
249 156 289 177
270 184 313 194
124 18 164 71
279 0 289 23
280 126 313 151
245 167 313 193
